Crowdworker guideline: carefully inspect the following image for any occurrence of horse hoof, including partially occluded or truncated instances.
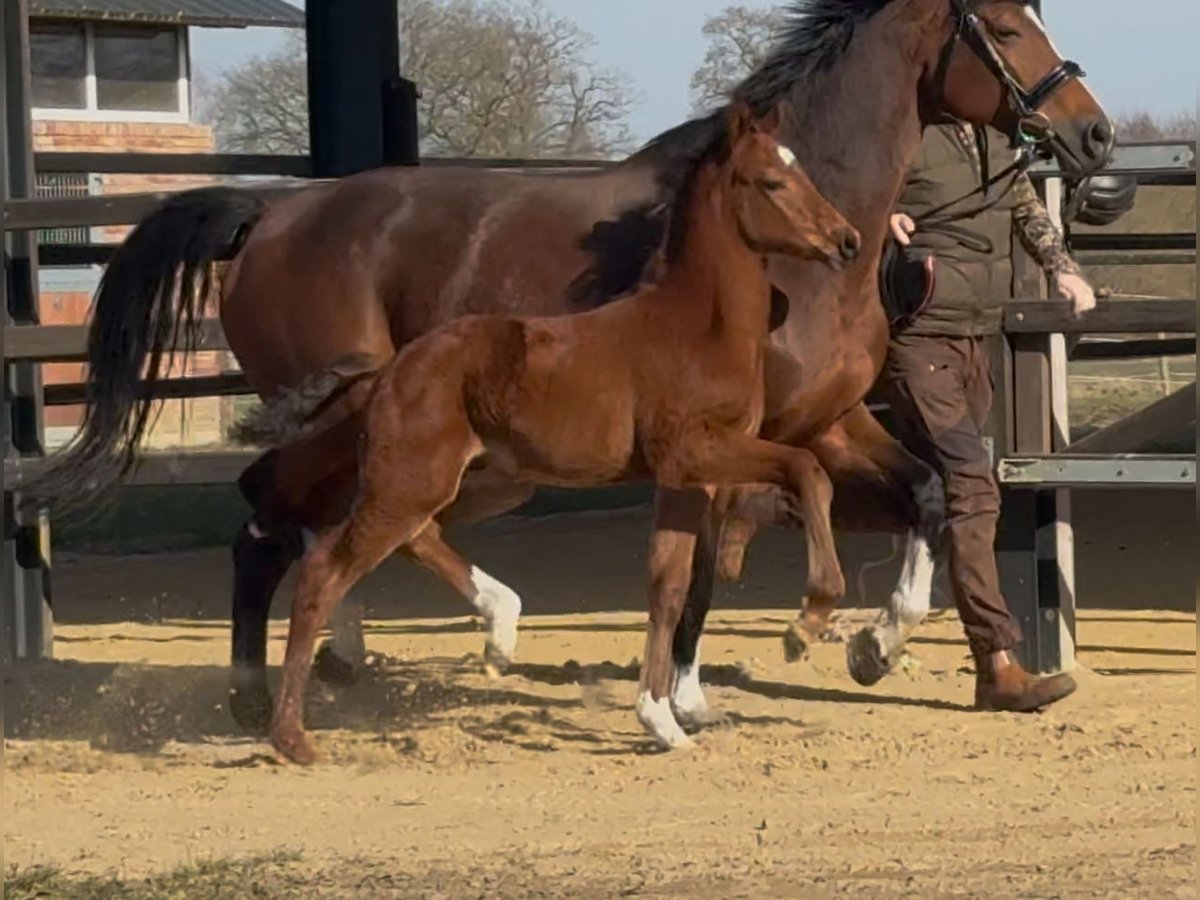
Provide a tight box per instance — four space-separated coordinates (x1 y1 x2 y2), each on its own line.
782 622 811 663
271 725 318 766
483 593 521 671
846 628 892 687
313 643 363 688
229 683 273 736
817 625 848 645
637 692 695 750
483 640 514 675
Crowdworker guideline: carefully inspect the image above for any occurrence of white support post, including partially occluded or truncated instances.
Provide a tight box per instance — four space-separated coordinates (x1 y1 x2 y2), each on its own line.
1043 175 1077 672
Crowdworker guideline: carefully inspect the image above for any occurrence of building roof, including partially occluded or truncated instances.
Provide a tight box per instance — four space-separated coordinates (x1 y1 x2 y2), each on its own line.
30 0 305 29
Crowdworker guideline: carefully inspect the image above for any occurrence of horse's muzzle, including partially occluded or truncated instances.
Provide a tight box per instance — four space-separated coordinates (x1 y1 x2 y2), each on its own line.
839 230 861 263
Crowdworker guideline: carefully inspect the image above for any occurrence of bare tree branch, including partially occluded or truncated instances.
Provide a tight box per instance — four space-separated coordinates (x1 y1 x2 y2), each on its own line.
689 5 784 115
199 1 636 160
1113 110 1197 142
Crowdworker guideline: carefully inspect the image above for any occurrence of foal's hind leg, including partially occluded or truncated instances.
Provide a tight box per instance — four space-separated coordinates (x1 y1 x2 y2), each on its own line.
271 480 478 764
270 370 483 764
272 510 438 765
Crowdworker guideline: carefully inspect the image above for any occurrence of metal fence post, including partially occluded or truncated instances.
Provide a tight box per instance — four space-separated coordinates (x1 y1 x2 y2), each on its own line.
307 0 410 177
3 0 52 664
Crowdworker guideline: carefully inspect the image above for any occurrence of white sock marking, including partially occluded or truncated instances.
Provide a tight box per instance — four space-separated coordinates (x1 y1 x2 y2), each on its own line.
887 531 935 632
469 566 522 663
636 691 693 750
671 641 708 719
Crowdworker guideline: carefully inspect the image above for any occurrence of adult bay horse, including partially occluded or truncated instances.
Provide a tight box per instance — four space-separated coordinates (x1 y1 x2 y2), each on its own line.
266 103 860 762
32 0 1114 737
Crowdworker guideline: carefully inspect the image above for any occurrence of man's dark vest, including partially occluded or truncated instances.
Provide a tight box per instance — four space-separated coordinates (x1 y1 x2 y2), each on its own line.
897 124 1019 338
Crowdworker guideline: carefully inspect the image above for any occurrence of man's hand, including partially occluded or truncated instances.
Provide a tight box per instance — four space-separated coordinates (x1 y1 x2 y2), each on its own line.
889 213 916 246
1054 271 1096 318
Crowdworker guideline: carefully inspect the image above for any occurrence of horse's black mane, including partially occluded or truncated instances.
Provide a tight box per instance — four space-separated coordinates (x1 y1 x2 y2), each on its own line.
736 0 895 115
643 0 894 168
573 0 898 305
650 0 895 261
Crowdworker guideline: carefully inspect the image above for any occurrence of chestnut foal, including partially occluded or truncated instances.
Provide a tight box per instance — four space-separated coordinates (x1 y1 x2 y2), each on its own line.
269 103 860 764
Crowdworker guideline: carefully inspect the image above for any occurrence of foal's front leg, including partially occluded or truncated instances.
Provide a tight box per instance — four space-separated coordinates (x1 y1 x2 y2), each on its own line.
639 487 713 750
660 437 844 741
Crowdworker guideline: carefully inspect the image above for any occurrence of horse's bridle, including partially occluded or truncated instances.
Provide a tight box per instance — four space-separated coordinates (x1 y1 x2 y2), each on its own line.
949 0 1086 149
921 0 1089 228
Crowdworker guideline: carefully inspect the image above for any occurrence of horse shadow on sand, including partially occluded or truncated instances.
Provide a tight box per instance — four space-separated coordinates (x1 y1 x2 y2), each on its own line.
4 627 970 765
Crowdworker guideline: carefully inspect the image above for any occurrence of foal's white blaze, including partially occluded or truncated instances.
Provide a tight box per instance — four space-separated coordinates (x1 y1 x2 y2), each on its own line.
469 566 522 663
776 144 798 167
637 692 694 750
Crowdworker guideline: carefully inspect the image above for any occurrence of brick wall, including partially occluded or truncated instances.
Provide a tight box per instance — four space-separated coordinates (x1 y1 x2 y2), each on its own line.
35 119 230 450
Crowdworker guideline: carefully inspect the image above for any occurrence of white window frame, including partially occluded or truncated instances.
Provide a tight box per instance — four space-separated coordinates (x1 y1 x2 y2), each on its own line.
31 22 190 125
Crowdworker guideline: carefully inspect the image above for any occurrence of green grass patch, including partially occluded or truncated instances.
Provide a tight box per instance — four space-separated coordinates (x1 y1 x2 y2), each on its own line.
4 852 304 899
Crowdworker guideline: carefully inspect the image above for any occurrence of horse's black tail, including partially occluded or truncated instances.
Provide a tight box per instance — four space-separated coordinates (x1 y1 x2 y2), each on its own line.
23 186 266 519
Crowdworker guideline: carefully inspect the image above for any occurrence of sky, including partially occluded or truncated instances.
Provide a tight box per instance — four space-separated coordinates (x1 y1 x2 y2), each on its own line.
191 0 1199 145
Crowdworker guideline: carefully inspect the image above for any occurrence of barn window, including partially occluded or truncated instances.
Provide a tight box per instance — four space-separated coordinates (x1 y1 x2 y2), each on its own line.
30 23 86 110
94 25 181 113
29 20 188 122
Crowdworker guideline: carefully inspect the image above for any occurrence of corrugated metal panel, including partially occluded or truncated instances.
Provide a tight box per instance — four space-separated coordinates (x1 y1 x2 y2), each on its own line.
30 0 304 29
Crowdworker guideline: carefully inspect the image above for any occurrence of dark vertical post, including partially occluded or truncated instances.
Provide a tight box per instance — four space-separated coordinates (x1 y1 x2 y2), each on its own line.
306 0 417 177
3 0 52 663
382 76 420 166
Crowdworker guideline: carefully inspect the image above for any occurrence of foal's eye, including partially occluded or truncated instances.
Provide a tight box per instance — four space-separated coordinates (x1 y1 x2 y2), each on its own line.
758 177 786 192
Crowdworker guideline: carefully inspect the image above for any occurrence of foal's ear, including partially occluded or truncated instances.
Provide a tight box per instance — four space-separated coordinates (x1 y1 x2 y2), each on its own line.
759 102 783 137
726 100 756 141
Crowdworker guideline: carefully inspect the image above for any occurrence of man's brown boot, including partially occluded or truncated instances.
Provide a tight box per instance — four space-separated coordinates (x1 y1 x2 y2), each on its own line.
974 650 1077 712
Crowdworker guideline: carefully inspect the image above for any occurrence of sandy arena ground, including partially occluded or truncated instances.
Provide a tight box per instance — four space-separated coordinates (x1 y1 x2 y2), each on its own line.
3 498 1197 897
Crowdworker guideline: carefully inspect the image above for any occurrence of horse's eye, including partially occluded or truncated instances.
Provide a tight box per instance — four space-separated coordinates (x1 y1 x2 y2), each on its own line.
758 177 786 192
990 24 1021 42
